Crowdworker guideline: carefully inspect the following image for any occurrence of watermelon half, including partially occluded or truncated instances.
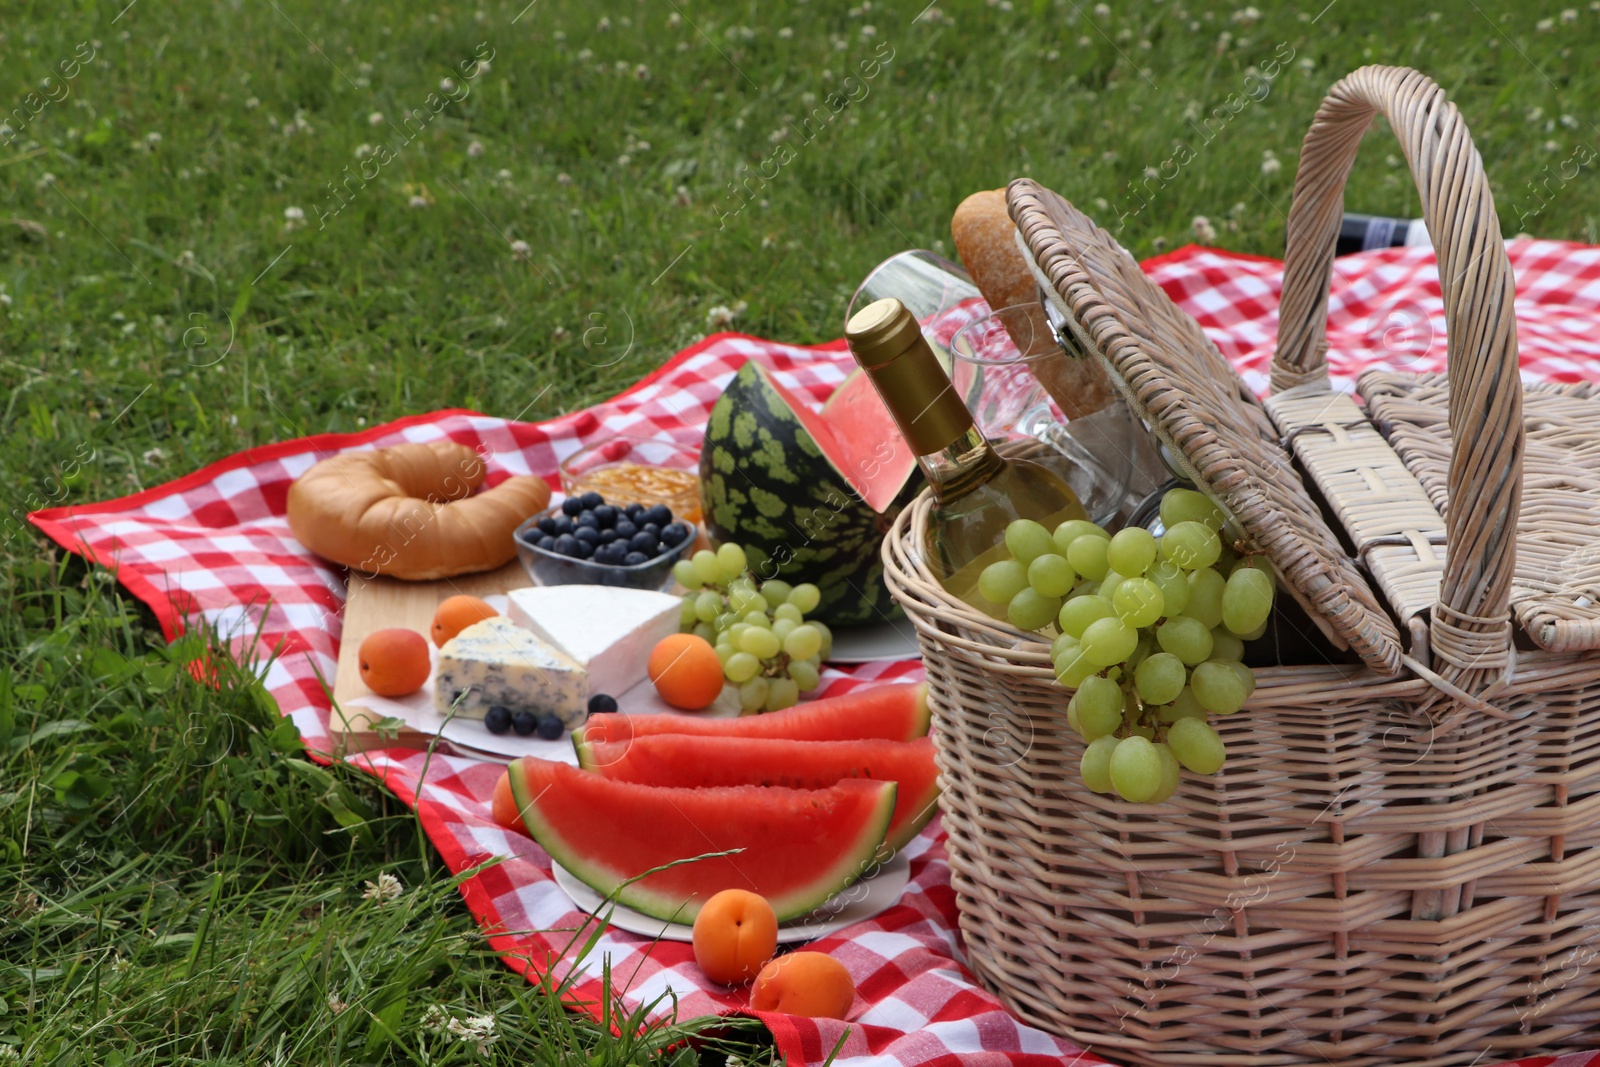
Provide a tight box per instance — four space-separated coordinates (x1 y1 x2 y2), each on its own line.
700 362 923 625
578 735 940 854
509 758 896 923
573 682 931 754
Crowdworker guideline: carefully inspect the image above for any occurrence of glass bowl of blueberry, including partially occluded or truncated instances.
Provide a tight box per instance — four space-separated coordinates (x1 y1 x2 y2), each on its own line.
513 490 697 590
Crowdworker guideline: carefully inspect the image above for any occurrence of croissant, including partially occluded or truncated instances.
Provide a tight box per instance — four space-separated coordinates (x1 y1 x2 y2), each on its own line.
287 440 551 580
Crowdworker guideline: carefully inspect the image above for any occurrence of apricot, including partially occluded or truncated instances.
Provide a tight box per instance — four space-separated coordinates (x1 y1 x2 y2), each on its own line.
647 633 724 710
358 628 431 697
432 595 497 647
692 889 778 985
750 951 855 1018
490 769 522 831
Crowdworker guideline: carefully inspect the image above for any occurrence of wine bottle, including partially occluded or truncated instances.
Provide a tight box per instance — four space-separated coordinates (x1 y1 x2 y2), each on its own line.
1336 213 1432 256
845 298 1088 609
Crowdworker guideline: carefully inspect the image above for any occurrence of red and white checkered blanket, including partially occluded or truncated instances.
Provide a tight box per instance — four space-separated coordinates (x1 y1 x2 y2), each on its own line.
31 240 1600 1067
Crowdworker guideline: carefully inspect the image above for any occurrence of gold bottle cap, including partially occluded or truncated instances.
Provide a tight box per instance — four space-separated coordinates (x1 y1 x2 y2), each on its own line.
845 298 973 457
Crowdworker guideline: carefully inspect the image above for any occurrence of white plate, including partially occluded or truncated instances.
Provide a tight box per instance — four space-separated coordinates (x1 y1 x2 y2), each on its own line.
826 618 922 662
551 851 911 943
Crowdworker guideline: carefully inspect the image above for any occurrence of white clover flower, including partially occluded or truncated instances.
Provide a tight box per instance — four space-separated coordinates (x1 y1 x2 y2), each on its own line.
142 446 165 464
675 185 690 206
1527 106 1545 121
467 139 484 157
284 205 305 221
409 194 429 208
706 302 746 329
362 872 404 904
496 168 512 180
446 1013 499 1055
474 60 491 75
861 24 877 36
146 131 162 145
245 96 260 109
0 293 12 308
421 1005 450 1032
368 111 385 126
597 16 611 30
1544 139 1561 152
36 172 56 190
1562 114 1579 128
778 26 793 38
1231 5 1261 23
1298 56 1315 72
635 63 651 81
668 12 681 26
439 77 456 93
176 249 196 267
557 172 572 185
1536 16 1555 30
510 239 532 258
1261 152 1282 176
328 993 349 1014
577 48 594 61
1093 1 1110 15
354 143 373 158
1192 215 1218 243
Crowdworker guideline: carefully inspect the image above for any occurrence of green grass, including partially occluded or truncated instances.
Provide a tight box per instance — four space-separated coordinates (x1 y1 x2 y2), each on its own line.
4 0 1599 1062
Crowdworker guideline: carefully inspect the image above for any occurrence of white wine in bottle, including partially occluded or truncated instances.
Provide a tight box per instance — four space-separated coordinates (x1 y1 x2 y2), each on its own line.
844 298 1087 610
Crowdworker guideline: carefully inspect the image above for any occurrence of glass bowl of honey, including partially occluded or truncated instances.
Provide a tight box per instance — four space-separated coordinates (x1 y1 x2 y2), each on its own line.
558 435 703 524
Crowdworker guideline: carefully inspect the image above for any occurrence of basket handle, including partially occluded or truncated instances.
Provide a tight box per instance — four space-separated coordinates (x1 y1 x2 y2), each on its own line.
1272 65 1523 693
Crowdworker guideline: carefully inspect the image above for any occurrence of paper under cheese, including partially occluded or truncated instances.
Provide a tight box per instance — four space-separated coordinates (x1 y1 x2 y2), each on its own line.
433 615 588 728
506 584 681 699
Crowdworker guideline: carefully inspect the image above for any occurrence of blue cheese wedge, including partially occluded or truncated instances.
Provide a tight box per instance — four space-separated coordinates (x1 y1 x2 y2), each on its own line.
506 585 681 699
434 616 588 728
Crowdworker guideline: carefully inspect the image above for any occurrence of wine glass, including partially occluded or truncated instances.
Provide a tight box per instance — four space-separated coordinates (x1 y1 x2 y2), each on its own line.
846 249 985 369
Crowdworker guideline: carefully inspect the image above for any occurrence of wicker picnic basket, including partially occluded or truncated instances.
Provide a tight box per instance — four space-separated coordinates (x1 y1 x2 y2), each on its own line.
881 66 1600 1064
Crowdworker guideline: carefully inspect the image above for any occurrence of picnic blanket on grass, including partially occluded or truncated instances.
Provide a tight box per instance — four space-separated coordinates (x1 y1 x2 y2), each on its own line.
31 240 1600 1067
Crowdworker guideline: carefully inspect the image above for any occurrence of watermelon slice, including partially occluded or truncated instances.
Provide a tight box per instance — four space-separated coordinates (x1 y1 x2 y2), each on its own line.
579 735 940 854
574 682 930 756
509 758 895 922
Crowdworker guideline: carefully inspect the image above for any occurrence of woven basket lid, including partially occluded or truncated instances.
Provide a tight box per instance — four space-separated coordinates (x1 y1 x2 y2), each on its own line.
1008 179 1405 675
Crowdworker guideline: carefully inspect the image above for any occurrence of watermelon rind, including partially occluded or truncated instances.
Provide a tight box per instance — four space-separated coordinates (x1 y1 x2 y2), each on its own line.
509 759 897 923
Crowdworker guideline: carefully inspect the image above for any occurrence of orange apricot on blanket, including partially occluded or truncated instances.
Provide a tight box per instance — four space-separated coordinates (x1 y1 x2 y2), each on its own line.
692 889 779 985
491 769 522 831
432 595 498 647
647 633 724 710
750 951 855 1019
358 628 431 697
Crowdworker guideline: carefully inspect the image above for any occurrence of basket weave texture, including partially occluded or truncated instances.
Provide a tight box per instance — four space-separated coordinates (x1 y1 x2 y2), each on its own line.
883 65 1600 1064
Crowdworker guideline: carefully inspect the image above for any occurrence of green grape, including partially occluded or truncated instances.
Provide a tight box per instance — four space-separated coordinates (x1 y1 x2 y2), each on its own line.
1125 634 1153 673
743 610 772 628
1109 735 1162 803
1066 701 1083 738
691 621 715 642
1235 619 1269 641
1080 616 1138 667
978 559 1030 606
1157 686 1208 722
1068 689 1123 740
1098 570 1128 606
1129 723 1156 740
1074 676 1124 739
716 541 748 576
1113 577 1165 628
1058 595 1116 639
1155 615 1214 666
787 583 822 613
765 677 800 712
1232 554 1273 577
728 585 765 614
773 602 804 624
1053 519 1109 555
739 676 769 712
1222 567 1275 636
679 594 699 629
1107 527 1158 577
783 623 822 660
1167 717 1226 774
1134 652 1186 706
1147 560 1190 618
1066 535 1111 581
1185 567 1227 629
1159 521 1223 571
727 622 751 644
1160 487 1225 530
787 657 821 691
1080 735 1119 793
1149 743 1182 803
673 559 699 589
1071 580 1101 598
739 627 782 659
811 620 834 660
1051 631 1080 659
714 642 735 667
1008 588 1062 632
1027 554 1077 598
772 618 797 641
760 579 794 609
1190 660 1248 715
691 549 723 586
1214 546 1239 577
724 651 762 683
694 591 723 622
1223 659 1256 701
1210 628 1245 662
1005 519 1060 564
1054 649 1099 688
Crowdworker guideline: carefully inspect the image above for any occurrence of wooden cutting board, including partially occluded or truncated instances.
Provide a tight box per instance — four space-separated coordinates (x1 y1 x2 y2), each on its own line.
331 561 531 753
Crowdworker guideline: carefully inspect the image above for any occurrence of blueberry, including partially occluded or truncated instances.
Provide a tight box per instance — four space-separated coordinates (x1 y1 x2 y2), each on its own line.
623 551 649 566
535 714 564 740
607 543 633 564
593 504 619 528
551 515 575 537
597 528 618 544
579 491 605 510
624 503 646 522
642 523 661 537
629 530 658 553
574 539 595 559
614 520 638 539
562 497 584 516
552 533 580 557
575 511 598 529
537 516 559 536
574 526 601 546
643 504 673 528
511 710 538 736
484 705 513 734
660 522 691 546
588 693 619 716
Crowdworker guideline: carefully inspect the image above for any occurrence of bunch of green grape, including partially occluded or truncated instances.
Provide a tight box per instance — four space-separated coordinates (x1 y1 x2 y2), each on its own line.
976 487 1274 804
672 541 833 713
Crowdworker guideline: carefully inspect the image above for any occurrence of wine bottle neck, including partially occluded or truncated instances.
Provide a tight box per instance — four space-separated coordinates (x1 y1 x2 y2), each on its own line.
919 425 1005 503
